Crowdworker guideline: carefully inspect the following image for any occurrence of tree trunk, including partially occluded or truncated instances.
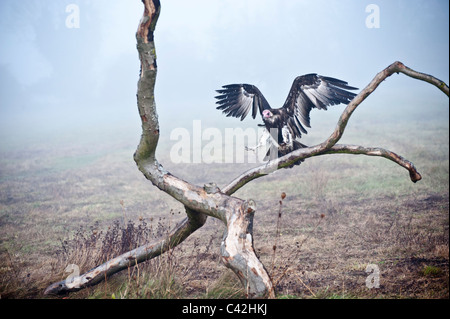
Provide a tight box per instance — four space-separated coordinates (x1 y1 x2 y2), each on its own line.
221 199 274 298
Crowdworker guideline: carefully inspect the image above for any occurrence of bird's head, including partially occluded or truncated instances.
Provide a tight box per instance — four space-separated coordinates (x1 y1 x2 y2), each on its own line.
262 110 273 119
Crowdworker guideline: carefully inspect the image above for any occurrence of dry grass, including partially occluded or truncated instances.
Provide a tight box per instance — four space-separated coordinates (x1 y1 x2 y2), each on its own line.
257 191 449 299
0 117 448 299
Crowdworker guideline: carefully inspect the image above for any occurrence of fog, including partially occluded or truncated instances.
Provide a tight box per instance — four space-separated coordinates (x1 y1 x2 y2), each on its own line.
0 0 449 149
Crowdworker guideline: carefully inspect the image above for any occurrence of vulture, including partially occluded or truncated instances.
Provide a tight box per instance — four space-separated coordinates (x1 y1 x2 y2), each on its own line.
215 74 358 166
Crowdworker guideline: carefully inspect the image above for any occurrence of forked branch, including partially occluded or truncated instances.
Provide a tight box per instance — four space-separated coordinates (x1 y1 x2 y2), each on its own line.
45 0 274 298
222 61 448 195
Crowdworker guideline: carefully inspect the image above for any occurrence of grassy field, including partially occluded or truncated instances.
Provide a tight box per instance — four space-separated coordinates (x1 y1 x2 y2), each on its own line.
0 106 448 299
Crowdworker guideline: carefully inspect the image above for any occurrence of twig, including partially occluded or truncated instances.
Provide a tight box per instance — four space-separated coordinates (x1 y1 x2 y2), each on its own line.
295 273 316 298
120 200 127 227
270 193 286 275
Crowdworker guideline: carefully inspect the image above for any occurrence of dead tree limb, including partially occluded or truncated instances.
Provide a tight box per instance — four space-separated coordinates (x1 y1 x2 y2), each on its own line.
45 0 274 298
222 61 446 195
222 143 423 196
44 2 448 298
44 208 206 295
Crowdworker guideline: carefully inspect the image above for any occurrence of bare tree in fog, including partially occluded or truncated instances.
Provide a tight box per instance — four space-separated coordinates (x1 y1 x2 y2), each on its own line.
45 0 449 298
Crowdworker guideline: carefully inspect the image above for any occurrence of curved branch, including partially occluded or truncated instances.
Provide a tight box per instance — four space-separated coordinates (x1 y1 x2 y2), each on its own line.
222 61 448 195
323 144 422 183
44 208 207 295
222 144 421 195
397 63 449 97
133 0 233 223
323 61 448 150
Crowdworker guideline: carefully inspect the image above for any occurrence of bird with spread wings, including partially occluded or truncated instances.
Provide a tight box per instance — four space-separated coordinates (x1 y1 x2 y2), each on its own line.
215 74 358 166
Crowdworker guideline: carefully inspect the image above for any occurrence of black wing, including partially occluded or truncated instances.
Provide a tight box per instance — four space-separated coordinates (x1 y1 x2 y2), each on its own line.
215 84 271 121
281 74 358 138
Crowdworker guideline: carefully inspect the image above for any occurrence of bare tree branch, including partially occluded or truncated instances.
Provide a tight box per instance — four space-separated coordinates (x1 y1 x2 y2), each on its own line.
396 63 449 97
44 208 206 295
222 143 423 196
324 144 422 182
222 61 447 195
134 0 231 223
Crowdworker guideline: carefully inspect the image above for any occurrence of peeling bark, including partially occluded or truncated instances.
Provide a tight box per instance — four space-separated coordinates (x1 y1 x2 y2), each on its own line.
44 2 448 298
221 200 275 298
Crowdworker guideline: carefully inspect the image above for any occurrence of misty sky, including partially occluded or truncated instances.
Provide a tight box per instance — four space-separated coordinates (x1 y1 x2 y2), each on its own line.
0 0 449 143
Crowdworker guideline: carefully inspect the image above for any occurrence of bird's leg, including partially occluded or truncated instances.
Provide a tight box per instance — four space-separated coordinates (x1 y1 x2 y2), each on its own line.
245 129 271 152
281 126 293 149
